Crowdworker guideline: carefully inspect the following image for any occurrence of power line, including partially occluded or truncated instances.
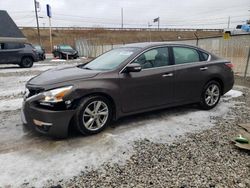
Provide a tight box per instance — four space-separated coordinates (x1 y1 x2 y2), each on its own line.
50 16 246 27
51 14 247 25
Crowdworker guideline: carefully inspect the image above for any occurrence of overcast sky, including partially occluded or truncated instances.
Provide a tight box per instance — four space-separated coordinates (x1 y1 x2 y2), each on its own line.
0 0 249 29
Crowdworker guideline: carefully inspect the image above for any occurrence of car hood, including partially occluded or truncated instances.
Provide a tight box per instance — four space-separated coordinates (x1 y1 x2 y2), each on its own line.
60 49 77 54
36 50 44 54
28 66 100 86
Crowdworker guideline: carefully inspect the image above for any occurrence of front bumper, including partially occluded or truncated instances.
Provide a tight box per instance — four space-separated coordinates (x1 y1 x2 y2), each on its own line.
21 95 76 138
38 53 45 60
61 53 78 59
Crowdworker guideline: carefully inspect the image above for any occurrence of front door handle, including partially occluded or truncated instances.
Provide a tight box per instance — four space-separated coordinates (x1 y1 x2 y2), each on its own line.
200 67 208 71
162 73 173 77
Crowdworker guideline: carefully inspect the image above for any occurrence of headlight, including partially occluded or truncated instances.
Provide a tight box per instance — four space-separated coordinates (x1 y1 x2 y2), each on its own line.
23 87 29 98
40 86 72 103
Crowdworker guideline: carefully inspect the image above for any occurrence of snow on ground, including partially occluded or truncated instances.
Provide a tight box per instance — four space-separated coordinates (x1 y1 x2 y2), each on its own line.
0 98 23 112
223 90 243 100
0 76 33 98
0 65 55 73
0 62 80 74
0 89 242 187
50 59 67 62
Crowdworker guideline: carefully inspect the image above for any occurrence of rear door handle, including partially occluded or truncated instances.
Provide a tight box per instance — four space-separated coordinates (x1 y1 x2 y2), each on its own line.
162 73 173 77
200 67 208 71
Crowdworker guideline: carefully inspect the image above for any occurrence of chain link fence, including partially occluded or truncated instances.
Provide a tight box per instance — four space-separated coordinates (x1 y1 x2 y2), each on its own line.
75 38 123 58
75 35 250 78
197 35 250 78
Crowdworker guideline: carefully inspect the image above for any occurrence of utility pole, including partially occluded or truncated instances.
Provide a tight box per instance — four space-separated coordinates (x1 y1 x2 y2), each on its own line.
158 17 160 30
121 8 124 29
46 4 53 52
49 18 52 52
148 22 152 42
227 16 231 29
34 0 41 45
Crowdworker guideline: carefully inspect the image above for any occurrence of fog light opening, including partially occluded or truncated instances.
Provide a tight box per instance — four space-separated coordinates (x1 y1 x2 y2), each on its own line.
65 100 71 105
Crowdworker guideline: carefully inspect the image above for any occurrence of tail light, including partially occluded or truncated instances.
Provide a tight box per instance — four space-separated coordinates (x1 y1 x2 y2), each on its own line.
225 62 234 69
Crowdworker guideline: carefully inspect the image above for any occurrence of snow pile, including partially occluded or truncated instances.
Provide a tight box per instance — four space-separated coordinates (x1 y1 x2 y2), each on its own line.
51 59 67 62
223 90 243 100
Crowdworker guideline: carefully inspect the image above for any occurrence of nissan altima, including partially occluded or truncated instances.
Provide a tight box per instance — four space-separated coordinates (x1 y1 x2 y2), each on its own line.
21 42 234 138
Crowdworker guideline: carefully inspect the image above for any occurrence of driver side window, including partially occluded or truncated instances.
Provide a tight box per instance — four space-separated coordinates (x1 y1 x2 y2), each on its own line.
133 47 169 69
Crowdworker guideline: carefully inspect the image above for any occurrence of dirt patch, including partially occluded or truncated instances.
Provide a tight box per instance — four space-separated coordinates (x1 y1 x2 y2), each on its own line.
22 27 222 52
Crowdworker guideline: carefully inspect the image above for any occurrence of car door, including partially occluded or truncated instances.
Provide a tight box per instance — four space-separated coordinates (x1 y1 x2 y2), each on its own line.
172 46 209 103
119 47 175 113
5 42 23 63
0 43 5 64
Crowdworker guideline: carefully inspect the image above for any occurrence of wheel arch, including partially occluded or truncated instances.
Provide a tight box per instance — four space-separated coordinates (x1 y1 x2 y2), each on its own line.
74 92 117 120
205 77 224 94
21 55 34 62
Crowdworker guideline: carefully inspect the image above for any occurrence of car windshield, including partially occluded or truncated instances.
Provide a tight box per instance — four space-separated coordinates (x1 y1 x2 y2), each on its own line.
83 47 139 71
60 45 73 50
34 45 42 50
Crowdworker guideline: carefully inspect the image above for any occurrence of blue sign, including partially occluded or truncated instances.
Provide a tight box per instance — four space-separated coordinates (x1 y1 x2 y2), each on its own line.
46 4 52 18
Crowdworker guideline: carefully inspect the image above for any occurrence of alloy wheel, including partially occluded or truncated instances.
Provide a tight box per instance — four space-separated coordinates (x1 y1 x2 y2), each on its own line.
82 100 109 131
21 57 33 68
205 84 220 106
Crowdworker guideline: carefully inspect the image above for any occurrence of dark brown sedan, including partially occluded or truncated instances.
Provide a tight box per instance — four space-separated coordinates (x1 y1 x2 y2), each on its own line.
22 42 234 138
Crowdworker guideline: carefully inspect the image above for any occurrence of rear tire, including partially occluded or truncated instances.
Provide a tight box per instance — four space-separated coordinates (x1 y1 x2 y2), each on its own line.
75 96 112 135
59 53 63 59
200 80 221 110
19 57 34 68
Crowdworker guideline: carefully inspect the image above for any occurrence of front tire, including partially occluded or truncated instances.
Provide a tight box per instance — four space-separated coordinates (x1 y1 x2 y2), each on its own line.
42 54 46 60
19 57 34 68
75 96 112 135
200 81 221 110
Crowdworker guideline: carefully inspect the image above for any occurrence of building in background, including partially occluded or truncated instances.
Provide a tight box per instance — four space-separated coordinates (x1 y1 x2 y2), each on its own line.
0 10 26 42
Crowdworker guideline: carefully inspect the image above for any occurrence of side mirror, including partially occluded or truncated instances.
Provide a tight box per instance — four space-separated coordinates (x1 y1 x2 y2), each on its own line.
125 63 142 73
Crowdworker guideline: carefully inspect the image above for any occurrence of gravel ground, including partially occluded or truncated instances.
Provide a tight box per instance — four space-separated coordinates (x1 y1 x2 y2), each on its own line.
49 80 250 188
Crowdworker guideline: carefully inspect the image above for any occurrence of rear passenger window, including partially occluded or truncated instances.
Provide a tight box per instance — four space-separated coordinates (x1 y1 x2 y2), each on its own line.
4 43 23 49
173 47 200 64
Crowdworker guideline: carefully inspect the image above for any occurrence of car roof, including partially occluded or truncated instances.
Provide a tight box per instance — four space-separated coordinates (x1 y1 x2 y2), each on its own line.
122 42 200 49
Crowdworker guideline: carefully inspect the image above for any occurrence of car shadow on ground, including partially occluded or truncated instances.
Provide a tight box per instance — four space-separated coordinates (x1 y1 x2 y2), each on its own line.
0 65 20 69
0 103 202 155
67 103 199 139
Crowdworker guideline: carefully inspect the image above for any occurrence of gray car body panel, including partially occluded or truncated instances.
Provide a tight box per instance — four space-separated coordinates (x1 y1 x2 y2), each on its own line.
0 43 39 65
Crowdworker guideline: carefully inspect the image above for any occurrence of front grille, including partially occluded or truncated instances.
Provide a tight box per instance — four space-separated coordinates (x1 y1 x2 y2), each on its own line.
27 87 44 98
